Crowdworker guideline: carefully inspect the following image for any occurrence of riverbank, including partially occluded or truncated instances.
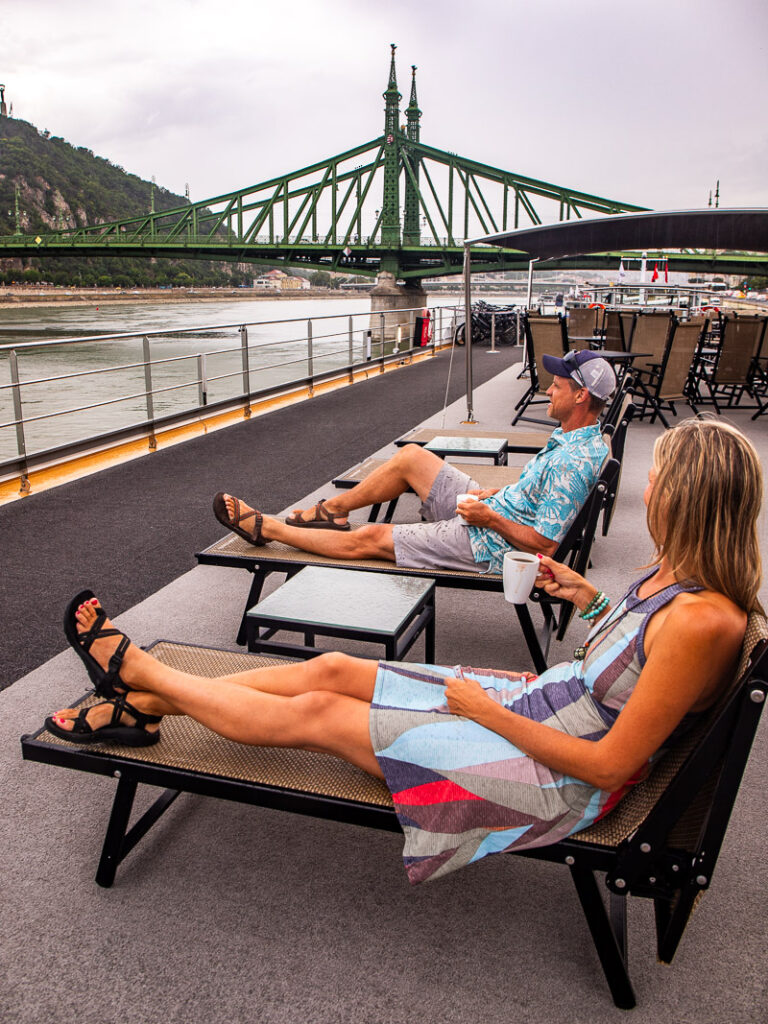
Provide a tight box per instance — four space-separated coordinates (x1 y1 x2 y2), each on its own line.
0 285 378 310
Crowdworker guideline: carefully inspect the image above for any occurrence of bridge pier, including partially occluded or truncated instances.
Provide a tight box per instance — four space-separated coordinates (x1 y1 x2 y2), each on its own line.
369 271 427 348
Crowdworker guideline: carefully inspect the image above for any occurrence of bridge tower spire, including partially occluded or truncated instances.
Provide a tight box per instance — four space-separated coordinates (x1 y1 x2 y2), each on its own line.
380 43 401 251
403 65 422 246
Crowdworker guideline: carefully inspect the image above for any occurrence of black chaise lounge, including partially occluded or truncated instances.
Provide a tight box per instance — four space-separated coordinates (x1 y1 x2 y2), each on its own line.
21 614 768 1009
196 458 619 673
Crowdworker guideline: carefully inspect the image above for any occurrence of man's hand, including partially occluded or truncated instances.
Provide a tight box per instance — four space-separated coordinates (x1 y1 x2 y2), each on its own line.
455 497 496 526
467 488 499 499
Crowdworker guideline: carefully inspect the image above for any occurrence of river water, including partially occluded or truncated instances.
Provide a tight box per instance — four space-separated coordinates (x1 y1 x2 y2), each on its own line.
1 293 497 463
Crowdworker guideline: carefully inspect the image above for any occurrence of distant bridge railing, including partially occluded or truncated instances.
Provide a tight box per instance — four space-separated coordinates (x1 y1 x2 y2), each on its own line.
1 233 482 250
0 303 462 487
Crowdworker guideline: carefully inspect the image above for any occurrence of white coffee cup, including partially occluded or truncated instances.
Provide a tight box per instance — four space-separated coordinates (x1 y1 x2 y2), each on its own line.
502 551 540 604
456 492 479 525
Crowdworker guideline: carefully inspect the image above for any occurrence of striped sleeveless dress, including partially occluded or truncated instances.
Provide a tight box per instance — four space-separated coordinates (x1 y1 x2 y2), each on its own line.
369 569 702 884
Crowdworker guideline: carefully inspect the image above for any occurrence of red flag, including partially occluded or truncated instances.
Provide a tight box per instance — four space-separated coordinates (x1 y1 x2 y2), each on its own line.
651 262 659 282
664 260 669 283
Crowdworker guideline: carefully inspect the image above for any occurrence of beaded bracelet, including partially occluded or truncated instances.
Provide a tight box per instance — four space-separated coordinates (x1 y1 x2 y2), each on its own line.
580 590 604 618
582 594 610 621
585 596 610 620
580 590 609 620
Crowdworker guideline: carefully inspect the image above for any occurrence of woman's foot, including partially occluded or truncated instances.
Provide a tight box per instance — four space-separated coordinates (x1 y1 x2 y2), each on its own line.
213 493 268 545
64 591 137 698
46 696 161 747
71 597 140 693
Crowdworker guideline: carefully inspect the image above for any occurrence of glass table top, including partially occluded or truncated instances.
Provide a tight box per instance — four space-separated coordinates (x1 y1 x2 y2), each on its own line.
424 435 507 455
247 566 434 635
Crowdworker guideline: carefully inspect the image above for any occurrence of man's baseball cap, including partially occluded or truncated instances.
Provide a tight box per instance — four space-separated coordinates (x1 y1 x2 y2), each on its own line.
541 350 616 400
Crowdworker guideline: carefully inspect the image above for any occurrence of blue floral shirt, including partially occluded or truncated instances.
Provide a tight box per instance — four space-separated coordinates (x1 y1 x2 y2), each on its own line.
467 424 607 573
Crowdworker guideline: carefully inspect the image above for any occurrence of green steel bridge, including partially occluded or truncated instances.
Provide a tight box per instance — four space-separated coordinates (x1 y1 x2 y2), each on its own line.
1 46 763 279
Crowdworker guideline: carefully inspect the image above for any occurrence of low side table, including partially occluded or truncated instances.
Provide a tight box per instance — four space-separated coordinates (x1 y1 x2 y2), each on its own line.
246 566 436 661
424 434 508 465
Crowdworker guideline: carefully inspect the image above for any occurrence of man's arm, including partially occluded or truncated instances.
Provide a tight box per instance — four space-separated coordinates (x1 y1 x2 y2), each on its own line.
455 500 557 555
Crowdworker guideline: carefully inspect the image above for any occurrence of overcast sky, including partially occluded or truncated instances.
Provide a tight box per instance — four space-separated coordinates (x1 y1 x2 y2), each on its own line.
3 0 767 216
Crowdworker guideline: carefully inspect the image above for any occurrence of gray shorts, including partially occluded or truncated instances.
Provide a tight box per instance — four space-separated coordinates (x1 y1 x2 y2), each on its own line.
391 463 490 572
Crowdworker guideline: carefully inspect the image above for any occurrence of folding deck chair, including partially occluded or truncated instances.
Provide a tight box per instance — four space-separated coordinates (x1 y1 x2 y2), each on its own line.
628 311 674 382
197 458 619 674
618 311 637 352
565 306 599 347
21 613 767 1009
512 315 569 426
696 314 768 413
632 320 704 428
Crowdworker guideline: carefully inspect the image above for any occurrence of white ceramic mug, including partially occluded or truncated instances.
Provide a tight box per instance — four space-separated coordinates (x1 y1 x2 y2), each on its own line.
456 492 480 525
502 551 540 603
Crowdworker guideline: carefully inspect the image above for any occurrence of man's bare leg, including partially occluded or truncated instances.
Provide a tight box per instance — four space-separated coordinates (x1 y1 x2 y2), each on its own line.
224 495 398 560
50 602 383 775
288 444 444 524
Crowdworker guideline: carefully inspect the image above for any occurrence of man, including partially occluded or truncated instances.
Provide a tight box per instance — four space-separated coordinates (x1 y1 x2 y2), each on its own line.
215 351 615 575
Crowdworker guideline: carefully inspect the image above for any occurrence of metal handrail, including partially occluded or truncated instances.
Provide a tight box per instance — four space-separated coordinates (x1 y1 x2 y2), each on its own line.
0 303 457 479
0 303 431 352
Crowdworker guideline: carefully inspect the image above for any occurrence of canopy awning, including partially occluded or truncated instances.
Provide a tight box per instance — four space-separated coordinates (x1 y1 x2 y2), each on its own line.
469 208 768 260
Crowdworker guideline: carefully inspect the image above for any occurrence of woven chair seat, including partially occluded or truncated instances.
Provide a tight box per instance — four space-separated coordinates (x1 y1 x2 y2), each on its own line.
42 643 392 807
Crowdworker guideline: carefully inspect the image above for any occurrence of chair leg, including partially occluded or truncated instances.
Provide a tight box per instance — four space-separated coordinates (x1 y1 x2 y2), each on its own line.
236 569 268 645
382 498 400 523
96 777 181 888
652 402 671 429
654 885 701 965
569 865 636 1010
515 603 549 674
96 775 138 888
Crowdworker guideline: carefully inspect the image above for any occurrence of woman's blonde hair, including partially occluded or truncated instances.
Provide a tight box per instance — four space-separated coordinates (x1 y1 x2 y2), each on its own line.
647 419 763 612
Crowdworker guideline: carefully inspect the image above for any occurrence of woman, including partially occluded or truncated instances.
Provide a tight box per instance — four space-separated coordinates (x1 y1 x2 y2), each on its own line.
47 420 763 884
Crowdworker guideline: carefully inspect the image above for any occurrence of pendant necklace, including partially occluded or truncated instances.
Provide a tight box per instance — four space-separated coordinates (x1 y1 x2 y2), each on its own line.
574 598 634 661
573 573 678 661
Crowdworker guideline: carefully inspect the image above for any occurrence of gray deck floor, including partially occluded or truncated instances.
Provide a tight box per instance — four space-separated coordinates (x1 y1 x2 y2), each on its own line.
2 353 767 1023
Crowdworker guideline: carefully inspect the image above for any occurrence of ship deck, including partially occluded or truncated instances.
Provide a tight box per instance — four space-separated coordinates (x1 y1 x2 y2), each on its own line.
2 345 767 1023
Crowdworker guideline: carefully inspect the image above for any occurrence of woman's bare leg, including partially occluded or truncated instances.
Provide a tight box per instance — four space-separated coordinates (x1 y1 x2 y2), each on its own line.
51 601 383 776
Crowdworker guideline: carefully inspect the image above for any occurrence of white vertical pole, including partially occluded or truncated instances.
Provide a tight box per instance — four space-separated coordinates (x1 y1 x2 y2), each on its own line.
463 243 476 423
488 311 499 354
526 258 538 309
640 251 647 306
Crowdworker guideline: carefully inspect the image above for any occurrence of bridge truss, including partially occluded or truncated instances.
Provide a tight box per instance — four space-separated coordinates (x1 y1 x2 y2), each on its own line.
0 48 763 279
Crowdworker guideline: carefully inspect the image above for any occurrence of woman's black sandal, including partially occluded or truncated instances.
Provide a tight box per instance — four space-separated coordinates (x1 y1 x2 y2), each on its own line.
45 697 161 747
64 589 132 699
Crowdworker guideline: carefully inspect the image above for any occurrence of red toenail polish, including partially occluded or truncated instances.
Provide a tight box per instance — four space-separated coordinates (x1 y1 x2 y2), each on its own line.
90 599 98 605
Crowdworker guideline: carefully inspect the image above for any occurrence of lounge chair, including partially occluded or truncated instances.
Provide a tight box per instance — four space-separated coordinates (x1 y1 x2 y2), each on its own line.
197 458 619 673
21 613 767 1009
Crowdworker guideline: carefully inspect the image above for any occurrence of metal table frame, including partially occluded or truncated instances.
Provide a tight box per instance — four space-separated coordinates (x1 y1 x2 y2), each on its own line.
246 568 436 661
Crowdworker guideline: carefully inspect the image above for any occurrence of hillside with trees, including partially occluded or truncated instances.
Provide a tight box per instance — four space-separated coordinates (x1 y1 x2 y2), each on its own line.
0 115 256 287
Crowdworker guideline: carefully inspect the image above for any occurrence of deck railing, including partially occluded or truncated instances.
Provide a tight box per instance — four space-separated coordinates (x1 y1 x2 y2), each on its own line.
0 303 461 485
